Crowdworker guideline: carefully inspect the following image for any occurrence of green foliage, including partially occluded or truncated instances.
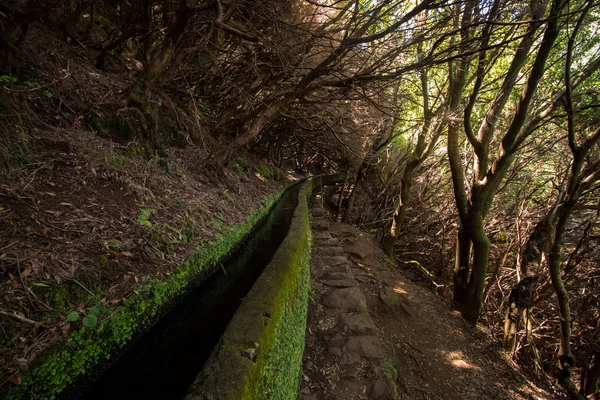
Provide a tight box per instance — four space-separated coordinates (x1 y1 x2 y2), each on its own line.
82 314 98 328
66 312 80 322
0 75 18 84
256 163 282 181
164 160 184 177
4 190 287 400
137 208 154 229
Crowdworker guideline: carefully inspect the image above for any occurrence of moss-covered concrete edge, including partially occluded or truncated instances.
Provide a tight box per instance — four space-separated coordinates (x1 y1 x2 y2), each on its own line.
4 182 297 400
184 173 344 400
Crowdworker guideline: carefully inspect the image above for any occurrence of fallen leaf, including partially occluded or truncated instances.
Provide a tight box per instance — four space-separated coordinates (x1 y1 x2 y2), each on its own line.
10 373 22 385
45 192 56 197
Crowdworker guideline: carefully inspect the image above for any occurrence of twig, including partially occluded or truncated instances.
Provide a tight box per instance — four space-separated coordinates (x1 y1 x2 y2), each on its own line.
13 73 71 93
0 309 39 325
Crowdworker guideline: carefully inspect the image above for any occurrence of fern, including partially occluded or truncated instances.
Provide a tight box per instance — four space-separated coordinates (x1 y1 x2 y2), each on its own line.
137 208 154 228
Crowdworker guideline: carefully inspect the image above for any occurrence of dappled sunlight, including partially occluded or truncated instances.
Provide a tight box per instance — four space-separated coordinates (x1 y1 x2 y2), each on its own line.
445 351 481 371
392 280 408 294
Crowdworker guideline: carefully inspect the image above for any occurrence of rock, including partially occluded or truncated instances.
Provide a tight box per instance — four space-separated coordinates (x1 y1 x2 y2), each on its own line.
313 232 333 240
313 238 339 247
323 279 358 288
379 286 411 315
322 256 349 266
369 379 397 399
328 264 350 273
345 336 383 358
321 272 354 281
312 208 326 217
317 246 345 257
338 314 377 335
322 287 367 312
312 221 329 231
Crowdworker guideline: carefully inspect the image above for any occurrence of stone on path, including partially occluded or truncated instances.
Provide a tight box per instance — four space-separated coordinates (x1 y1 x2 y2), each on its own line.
322 287 367 312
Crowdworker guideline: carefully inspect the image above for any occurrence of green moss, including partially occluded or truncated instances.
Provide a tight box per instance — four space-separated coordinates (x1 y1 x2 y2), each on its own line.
3 188 290 400
184 179 338 400
255 163 282 181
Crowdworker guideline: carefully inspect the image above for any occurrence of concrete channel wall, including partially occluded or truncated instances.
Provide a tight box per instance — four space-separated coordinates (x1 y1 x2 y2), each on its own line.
184 174 344 400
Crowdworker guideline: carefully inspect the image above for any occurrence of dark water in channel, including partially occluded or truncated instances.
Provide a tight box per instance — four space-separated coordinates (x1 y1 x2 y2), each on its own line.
70 185 300 400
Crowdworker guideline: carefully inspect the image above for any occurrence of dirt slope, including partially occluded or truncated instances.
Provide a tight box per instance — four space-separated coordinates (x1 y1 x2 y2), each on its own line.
303 210 560 399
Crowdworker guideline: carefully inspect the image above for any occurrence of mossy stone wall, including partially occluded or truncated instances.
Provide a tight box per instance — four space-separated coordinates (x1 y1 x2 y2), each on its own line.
184 174 344 400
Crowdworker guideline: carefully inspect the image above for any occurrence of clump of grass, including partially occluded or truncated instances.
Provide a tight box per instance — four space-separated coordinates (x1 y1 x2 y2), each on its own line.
255 163 281 181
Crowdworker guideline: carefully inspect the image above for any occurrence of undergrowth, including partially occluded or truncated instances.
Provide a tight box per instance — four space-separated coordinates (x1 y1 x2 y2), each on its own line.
3 190 287 400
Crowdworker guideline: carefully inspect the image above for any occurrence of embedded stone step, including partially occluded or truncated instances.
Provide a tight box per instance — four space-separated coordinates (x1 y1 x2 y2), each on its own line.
321 272 354 281
312 232 333 240
338 313 377 335
312 221 329 231
315 246 345 257
311 208 326 217
323 278 358 288
313 238 339 247
322 287 367 313
321 256 349 266
345 336 383 359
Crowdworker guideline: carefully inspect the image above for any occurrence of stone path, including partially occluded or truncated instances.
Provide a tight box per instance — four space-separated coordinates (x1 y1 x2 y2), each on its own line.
300 197 396 400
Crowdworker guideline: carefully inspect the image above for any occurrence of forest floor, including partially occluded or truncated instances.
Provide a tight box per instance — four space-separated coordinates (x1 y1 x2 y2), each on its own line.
0 127 290 388
303 206 563 399
0 24 299 390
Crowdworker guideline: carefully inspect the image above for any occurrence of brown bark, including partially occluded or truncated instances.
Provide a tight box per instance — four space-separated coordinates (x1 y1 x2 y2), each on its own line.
383 160 416 256
336 169 350 221
129 0 193 107
448 0 564 324
582 347 600 396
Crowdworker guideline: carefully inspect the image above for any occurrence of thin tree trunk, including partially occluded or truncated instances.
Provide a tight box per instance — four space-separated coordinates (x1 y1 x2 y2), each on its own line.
462 213 490 324
336 169 350 221
549 200 584 400
453 226 471 306
383 160 416 256
582 347 600 396
343 159 367 223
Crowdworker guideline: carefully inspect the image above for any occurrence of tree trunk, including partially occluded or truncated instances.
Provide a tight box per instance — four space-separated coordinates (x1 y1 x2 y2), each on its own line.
343 159 367 223
549 199 584 400
453 226 471 306
336 169 350 221
129 0 191 107
582 347 600 396
220 97 293 166
461 213 490 324
383 160 416 256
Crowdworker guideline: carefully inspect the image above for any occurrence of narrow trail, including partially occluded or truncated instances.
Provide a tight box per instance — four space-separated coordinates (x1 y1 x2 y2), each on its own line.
302 200 555 400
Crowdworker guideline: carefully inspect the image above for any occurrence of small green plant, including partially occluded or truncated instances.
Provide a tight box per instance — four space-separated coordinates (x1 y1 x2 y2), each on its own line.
0 75 17 84
165 160 176 176
66 311 80 322
137 208 154 229
66 302 103 328
231 161 244 174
